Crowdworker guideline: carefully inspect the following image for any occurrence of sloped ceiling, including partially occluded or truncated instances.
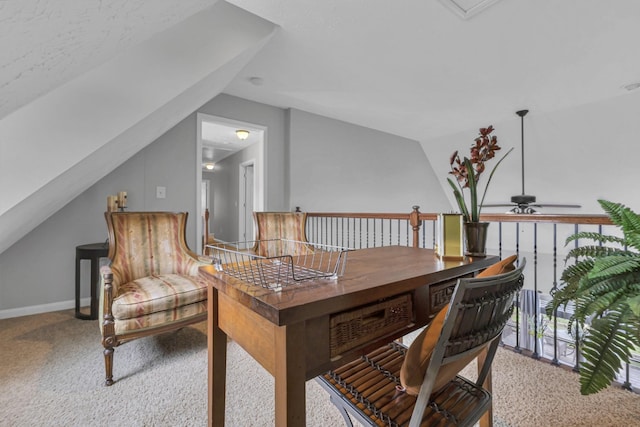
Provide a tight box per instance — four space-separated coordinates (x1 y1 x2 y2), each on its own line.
2 0 640 253
224 0 640 141
0 1 277 253
0 0 217 121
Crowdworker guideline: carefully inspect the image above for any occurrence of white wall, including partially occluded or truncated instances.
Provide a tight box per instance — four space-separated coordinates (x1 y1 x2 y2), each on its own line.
424 91 640 216
288 109 449 213
422 91 640 294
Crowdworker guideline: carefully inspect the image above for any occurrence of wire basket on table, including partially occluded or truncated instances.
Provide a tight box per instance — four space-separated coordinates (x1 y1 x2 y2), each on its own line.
206 239 352 291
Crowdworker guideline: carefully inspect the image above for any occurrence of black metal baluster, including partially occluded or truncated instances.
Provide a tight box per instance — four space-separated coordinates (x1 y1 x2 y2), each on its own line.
532 223 540 360
499 222 503 259
623 363 632 391
551 223 559 366
573 223 580 373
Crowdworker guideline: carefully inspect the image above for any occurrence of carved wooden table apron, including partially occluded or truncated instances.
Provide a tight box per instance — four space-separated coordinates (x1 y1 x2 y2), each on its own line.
201 246 497 427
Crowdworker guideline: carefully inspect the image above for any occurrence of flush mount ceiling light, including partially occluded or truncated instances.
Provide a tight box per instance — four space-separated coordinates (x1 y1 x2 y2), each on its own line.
236 129 250 140
205 163 215 170
438 0 503 20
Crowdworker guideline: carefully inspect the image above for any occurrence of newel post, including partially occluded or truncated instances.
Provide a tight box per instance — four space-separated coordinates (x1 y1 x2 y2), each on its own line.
410 205 422 248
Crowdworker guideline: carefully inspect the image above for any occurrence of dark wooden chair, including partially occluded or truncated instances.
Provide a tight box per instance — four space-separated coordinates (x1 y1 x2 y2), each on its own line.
317 258 526 427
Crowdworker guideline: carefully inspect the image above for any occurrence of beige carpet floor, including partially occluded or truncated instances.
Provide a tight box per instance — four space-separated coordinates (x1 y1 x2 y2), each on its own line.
0 309 638 426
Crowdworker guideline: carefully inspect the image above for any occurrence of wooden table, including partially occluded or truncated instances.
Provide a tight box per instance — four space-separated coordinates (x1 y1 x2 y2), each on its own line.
200 246 497 426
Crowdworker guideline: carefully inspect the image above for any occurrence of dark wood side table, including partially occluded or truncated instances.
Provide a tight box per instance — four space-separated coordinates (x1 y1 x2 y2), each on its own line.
75 242 109 320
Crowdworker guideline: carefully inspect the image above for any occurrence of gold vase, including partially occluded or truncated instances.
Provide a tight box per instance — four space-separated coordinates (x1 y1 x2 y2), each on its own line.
464 222 489 257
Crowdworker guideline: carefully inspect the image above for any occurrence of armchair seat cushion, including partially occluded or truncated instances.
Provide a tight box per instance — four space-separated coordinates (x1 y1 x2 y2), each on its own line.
115 300 207 334
112 274 208 320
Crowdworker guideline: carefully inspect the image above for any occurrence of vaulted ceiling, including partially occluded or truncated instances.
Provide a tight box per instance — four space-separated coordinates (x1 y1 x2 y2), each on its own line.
2 0 640 253
224 0 640 140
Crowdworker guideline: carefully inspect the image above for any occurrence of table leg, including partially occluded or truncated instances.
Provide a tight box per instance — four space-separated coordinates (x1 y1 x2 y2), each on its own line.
274 321 306 427
208 286 227 427
478 349 493 427
75 253 82 318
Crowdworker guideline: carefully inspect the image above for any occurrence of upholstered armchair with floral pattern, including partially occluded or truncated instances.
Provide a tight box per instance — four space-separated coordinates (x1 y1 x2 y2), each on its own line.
252 211 312 256
99 211 210 386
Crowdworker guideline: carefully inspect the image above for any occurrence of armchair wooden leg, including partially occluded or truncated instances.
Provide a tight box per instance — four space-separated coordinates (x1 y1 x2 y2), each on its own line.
104 346 114 386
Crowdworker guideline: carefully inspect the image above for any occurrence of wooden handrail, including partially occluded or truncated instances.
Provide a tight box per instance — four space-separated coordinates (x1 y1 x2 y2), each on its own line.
306 209 611 226
477 213 612 225
305 207 613 250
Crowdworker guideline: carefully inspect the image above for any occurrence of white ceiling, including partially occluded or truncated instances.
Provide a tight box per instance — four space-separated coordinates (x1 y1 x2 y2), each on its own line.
2 0 639 252
222 0 640 142
201 121 263 166
0 0 218 121
4 1 640 146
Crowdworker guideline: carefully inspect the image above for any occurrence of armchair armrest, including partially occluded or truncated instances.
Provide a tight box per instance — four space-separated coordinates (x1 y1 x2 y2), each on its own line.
99 266 116 339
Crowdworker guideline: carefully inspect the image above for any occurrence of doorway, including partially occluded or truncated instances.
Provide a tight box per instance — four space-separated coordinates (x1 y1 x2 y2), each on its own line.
240 162 255 241
196 113 265 253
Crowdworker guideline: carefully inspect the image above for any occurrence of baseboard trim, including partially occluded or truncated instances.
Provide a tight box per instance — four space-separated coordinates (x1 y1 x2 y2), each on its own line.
0 297 91 320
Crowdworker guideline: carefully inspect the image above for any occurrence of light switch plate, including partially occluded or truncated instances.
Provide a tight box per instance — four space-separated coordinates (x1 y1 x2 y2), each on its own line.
156 186 166 199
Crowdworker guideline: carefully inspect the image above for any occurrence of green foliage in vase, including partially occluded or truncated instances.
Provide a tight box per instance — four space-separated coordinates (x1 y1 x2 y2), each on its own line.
547 199 640 395
447 126 513 223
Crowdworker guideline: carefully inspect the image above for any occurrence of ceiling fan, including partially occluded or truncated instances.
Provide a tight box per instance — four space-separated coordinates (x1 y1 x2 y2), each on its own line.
482 109 581 214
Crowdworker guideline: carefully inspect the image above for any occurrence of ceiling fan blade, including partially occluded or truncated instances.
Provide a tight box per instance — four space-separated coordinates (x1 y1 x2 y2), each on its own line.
481 203 519 207
533 203 582 208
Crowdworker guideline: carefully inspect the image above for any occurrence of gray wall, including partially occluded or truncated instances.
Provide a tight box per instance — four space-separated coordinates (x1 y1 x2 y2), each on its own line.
5 89 640 317
211 141 262 242
0 115 198 316
199 94 288 211
288 109 450 213
1 93 447 317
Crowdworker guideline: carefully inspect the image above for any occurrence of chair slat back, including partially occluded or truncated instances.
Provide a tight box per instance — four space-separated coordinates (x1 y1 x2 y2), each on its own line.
410 259 526 427
444 264 525 359
106 211 201 285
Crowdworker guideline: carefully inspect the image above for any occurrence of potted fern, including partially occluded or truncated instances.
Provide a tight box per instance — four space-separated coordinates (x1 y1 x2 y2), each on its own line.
547 199 640 395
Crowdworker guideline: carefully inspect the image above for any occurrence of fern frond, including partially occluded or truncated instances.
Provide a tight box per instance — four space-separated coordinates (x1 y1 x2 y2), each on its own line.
574 289 627 320
599 200 640 251
578 304 638 394
565 232 625 247
598 200 631 227
629 295 640 319
581 271 640 298
623 234 640 253
564 246 629 262
589 256 640 279
560 259 595 284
